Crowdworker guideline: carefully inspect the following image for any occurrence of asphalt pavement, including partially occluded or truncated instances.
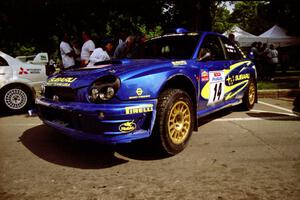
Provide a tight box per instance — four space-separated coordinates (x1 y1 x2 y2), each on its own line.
0 97 299 200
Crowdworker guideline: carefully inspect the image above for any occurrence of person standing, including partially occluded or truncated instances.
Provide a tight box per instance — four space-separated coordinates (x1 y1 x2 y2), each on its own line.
113 35 135 58
87 38 114 67
266 44 279 80
59 32 75 70
228 33 240 47
260 43 269 80
80 31 95 67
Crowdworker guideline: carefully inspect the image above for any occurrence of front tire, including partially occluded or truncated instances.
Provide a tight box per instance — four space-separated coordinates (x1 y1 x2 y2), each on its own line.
0 85 33 113
154 89 194 155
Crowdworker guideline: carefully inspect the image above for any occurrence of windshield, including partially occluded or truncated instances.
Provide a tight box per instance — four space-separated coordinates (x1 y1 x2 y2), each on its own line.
132 34 201 59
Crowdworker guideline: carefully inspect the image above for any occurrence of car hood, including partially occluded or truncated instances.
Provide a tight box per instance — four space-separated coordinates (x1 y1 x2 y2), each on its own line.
47 59 189 89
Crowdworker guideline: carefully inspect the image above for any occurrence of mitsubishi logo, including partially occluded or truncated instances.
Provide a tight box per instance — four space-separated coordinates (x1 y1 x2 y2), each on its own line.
19 67 28 75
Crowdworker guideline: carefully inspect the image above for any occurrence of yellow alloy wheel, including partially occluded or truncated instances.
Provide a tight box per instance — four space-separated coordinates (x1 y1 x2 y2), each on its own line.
248 81 256 106
167 101 191 145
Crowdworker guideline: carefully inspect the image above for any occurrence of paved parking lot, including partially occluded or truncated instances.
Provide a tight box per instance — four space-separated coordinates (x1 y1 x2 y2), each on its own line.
0 98 300 200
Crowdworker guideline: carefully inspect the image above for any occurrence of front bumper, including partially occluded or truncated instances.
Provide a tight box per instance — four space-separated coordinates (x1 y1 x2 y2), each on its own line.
36 98 157 143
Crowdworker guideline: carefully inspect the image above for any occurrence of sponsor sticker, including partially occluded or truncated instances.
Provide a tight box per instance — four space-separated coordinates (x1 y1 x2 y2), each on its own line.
136 88 143 96
172 60 187 66
19 67 28 75
119 121 136 133
201 70 209 82
125 104 153 115
226 73 250 86
47 77 77 87
28 69 41 74
224 44 236 53
208 71 225 105
19 67 41 75
129 95 150 100
210 71 224 83
129 88 150 99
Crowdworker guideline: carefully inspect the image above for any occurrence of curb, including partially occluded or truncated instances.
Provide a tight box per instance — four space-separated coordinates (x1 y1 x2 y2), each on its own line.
258 89 300 98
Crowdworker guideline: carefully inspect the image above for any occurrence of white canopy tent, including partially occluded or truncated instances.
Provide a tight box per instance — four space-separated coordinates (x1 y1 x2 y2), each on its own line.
223 26 259 47
258 25 300 47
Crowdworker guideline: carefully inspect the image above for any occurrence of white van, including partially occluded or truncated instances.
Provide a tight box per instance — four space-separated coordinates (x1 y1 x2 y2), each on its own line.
0 51 48 112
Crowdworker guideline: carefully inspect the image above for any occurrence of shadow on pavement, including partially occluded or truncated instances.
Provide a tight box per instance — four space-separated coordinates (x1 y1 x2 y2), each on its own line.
0 106 36 117
197 106 234 126
116 140 170 161
20 125 169 168
293 95 300 115
20 125 129 169
0 110 22 117
246 112 300 121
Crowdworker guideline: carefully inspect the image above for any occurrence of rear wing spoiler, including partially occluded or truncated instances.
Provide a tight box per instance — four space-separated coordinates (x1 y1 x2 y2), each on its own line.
16 52 49 65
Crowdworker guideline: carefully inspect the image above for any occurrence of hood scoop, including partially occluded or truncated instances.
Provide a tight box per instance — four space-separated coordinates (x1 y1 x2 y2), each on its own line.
94 59 131 66
72 59 131 71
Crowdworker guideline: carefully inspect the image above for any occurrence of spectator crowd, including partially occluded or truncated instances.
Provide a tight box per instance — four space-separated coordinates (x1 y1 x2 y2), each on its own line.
59 31 145 70
249 41 280 81
59 31 286 83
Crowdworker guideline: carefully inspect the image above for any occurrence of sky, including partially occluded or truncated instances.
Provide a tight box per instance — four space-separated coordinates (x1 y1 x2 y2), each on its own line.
223 1 235 13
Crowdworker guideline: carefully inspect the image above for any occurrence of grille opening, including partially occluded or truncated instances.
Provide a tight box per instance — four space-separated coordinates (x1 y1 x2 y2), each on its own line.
45 86 76 102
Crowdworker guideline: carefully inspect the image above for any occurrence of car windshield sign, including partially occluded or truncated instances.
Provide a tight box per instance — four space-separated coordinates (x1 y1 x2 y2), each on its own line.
132 34 201 59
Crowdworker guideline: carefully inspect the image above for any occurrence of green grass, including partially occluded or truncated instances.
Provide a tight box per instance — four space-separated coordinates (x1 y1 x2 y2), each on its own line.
257 68 300 89
257 80 299 90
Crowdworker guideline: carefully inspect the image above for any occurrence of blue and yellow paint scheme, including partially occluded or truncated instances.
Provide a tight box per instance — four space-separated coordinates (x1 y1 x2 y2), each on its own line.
36 31 256 143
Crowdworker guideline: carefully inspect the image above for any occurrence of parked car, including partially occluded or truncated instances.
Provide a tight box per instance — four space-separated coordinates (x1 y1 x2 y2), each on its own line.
36 31 257 155
0 51 48 112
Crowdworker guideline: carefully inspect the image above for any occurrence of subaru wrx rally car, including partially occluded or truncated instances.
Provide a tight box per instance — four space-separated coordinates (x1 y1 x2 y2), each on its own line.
36 31 257 155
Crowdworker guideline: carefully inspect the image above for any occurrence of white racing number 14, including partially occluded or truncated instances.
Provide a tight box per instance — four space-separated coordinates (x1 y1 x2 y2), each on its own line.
208 71 225 105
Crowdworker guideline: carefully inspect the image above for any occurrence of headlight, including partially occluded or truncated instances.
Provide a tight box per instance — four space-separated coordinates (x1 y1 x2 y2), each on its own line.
89 75 120 103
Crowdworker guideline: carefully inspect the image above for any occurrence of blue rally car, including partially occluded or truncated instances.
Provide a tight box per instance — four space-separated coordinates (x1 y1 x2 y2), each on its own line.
36 31 257 155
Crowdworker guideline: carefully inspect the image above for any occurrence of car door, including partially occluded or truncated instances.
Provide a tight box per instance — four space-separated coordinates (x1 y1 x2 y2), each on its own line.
197 34 231 111
220 36 251 102
0 56 13 85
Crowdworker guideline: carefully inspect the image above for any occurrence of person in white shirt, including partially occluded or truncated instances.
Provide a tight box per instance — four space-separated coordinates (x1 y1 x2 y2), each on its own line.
87 38 114 67
59 33 75 69
266 44 279 80
80 31 95 67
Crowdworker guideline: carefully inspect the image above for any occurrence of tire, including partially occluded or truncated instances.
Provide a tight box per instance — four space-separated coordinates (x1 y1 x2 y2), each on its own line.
153 89 194 155
240 78 257 110
0 85 33 113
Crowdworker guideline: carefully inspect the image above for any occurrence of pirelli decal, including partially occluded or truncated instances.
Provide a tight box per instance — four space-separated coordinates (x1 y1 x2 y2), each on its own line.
125 104 153 115
47 77 77 87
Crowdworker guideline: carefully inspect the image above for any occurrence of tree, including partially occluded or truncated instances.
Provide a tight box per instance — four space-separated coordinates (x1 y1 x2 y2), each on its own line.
229 1 272 35
164 0 215 31
211 3 233 33
268 0 300 35
0 0 217 56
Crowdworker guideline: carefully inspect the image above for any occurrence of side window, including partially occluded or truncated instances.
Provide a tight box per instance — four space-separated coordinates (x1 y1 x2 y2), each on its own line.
198 35 225 61
0 56 9 66
221 37 243 60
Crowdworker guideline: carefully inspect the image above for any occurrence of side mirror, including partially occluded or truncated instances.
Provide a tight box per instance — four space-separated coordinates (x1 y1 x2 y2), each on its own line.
199 52 211 61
